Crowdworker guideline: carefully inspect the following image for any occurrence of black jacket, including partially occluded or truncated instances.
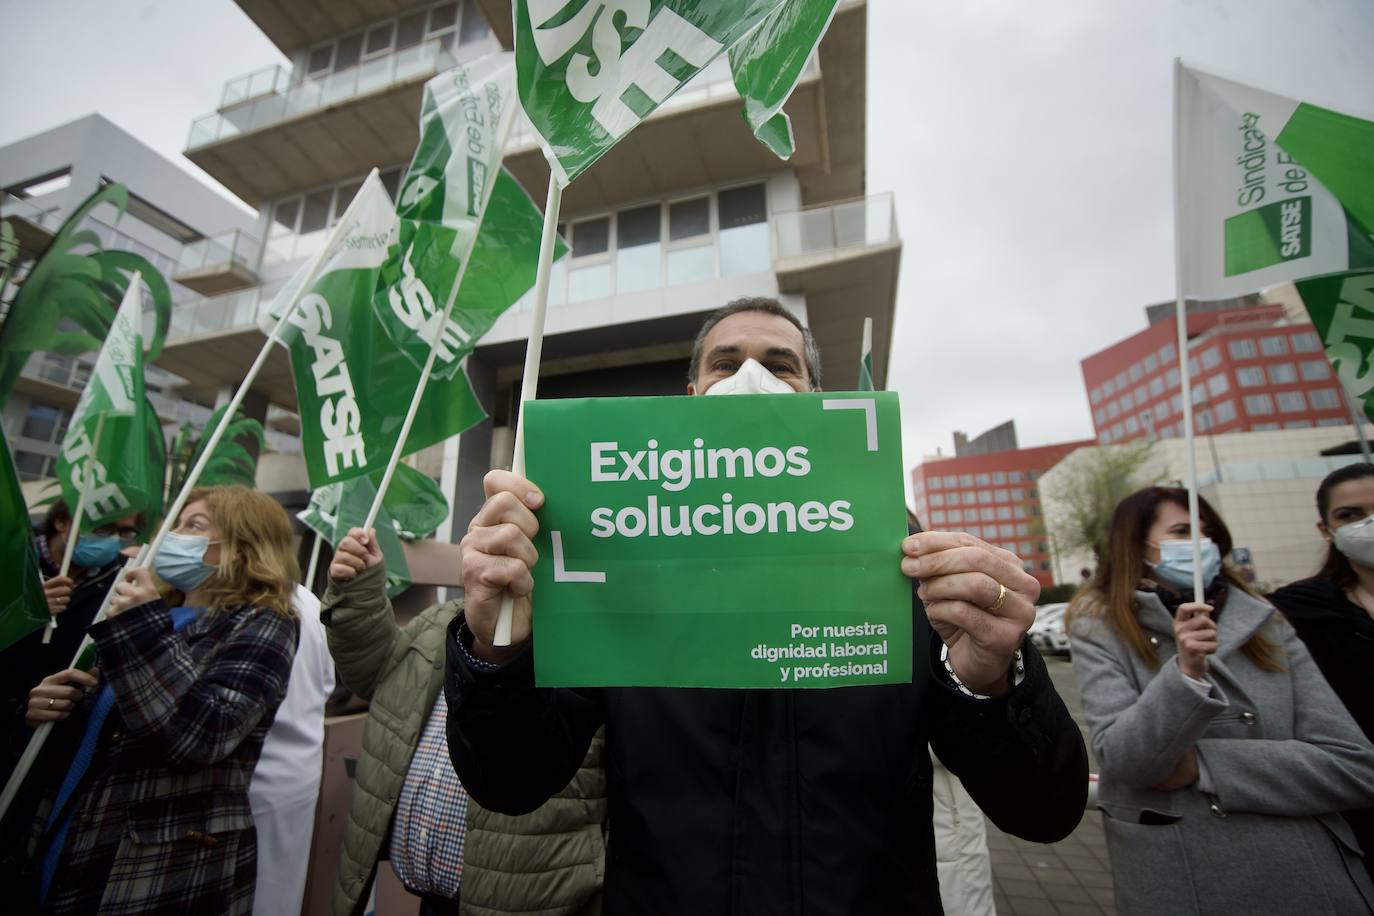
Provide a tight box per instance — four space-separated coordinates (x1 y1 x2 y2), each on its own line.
445 591 1088 915
1270 575 1374 880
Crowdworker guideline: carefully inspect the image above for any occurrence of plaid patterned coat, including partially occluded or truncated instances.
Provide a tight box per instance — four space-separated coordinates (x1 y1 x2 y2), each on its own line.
37 598 298 915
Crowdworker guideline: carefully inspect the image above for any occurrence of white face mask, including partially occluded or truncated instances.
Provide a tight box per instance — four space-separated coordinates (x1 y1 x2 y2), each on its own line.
703 358 796 396
1333 516 1374 568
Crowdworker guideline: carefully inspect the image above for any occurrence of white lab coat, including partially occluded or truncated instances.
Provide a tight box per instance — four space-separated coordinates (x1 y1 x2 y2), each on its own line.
250 585 335 916
930 746 996 916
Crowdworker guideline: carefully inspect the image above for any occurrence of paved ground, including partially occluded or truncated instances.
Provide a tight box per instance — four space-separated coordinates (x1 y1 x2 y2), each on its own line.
987 654 1116 916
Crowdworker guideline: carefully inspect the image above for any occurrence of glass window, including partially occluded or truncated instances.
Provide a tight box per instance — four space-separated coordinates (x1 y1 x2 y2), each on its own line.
929 493 944 507
379 167 403 200
718 183 766 229
1165 367 1180 388
959 474 973 487
1154 400 1170 421
978 491 992 504
396 11 427 50
14 450 46 481
1308 388 1340 409
459 0 492 43
943 475 957 488
1300 359 1330 381
1171 393 1183 412
1093 409 1106 425
429 3 458 32
1276 391 1306 413
931 511 945 524
1197 409 1214 432
1160 343 1176 363
947 492 960 506
365 22 394 56
1188 357 1200 375
1207 374 1229 396
21 404 61 442
1149 376 1165 397
1254 422 1281 430
1009 471 1022 483
669 197 709 240
335 32 364 70
1014 505 1028 519
718 184 768 277
1244 394 1275 415
1103 379 1116 396
992 489 1006 502
1115 371 1128 389
1120 392 1134 410
928 476 942 490
1192 385 1206 405
572 217 610 257
300 188 332 233
975 473 990 486
307 43 333 76
1260 336 1288 356
1125 415 1139 433
1215 399 1237 423
1237 366 1266 387
1268 363 1297 384
272 197 300 233
615 204 661 294
1010 487 1024 501
1131 386 1145 404
1144 353 1159 373
996 507 1012 521
332 179 362 224
1090 387 1102 405
1229 339 1257 359
1107 401 1120 419
667 245 713 286
1129 364 1143 382
1201 347 1221 369
1291 332 1320 353
1319 418 1345 427
992 471 1006 485
1284 420 1314 429
947 510 962 523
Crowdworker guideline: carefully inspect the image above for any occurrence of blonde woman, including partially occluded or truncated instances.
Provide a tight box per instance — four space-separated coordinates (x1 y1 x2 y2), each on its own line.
1067 486 1374 915
23 486 299 914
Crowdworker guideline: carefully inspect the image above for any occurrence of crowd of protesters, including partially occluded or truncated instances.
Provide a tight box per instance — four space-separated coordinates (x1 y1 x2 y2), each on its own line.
2 300 1373 915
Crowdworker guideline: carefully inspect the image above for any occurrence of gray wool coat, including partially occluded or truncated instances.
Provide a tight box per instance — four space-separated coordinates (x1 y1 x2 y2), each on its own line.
1069 583 1374 916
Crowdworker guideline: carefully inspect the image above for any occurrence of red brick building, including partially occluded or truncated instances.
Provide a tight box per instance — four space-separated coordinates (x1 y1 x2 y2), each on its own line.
911 439 1093 586
1082 301 1350 444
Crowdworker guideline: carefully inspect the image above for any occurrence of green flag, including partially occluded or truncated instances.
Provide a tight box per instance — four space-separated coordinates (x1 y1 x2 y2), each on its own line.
516 0 837 185
727 0 840 159
53 277 163 527
374 54 562 381
857 316 874 391
1176 61 1374 417
299 464 448 597
0 431 47 652
268 174 486 489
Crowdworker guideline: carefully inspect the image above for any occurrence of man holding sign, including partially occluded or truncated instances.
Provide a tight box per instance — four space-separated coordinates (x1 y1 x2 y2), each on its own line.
447 300 1087 913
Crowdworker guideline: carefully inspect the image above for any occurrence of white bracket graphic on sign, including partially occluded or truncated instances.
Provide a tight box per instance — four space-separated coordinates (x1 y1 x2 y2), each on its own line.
552 530 606 583
822 398 878 451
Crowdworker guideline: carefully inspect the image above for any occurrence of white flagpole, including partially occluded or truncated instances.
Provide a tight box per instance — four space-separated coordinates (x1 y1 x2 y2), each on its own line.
1172 58 1205 604
304 530 324 591
47 442 98 644
493 175 563 647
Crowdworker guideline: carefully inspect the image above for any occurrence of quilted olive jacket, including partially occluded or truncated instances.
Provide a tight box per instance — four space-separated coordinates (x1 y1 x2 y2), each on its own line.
322 562 606 916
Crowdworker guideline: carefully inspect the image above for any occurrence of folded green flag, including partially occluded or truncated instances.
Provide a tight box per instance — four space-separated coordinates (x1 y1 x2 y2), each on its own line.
0 431 48 652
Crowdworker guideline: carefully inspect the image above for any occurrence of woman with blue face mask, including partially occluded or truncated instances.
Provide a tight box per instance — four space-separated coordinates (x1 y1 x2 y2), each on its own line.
1066 486 1374 915
20 485 300 915
1270 461 1374 881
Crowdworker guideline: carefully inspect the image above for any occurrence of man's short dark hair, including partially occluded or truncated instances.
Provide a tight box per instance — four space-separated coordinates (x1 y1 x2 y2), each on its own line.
688 297 822 389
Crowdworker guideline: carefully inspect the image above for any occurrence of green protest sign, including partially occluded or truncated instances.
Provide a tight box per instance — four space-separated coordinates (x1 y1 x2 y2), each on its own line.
525 391 910 689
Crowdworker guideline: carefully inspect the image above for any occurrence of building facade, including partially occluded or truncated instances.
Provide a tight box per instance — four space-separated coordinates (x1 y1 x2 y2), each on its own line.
910 434 1094 587
0 114 268 490
172 0 899 546
1040 425 1368 589
1082 291 1355 446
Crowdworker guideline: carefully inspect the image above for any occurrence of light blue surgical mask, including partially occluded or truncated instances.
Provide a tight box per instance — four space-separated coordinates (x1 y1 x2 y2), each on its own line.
153 531 220 592
72 535 122 569
1149 537 1222 591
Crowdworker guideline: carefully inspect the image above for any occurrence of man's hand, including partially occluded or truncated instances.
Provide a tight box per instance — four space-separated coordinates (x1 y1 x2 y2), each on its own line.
459 470 543 664
902 532 1039 697
43 576 74 615
108 567 160 617
26 667 99 727
329 527 383 582
1174 602 1216 680
1152 747 1199 791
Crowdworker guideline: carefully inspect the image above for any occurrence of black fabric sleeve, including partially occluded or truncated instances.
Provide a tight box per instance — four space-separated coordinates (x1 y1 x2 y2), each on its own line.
922 597 1089 843
444 612 605 816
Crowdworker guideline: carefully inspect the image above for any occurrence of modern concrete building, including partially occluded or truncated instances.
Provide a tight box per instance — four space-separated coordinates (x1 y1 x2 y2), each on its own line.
0 114 268 492
174 0 900 547
1039 425 1369 589
1081 286 1360 446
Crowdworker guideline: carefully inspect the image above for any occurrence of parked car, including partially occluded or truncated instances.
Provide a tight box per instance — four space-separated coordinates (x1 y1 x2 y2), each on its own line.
1029 602 1071 657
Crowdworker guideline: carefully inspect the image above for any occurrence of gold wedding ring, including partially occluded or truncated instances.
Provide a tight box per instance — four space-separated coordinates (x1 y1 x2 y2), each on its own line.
987 583 1008 613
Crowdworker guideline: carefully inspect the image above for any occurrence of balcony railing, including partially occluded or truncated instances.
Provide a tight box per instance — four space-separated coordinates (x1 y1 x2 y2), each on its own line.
175 229 259 277
166 287 264 341
1 193 63 233
187 39 457 150
773 192 899 262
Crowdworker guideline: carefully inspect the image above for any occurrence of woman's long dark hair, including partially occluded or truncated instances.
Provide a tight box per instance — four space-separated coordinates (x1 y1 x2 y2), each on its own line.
1315 462 1374 588
1068 486 1283 671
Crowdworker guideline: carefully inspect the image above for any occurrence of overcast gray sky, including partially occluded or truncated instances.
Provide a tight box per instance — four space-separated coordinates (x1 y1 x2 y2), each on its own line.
3 0 1373 480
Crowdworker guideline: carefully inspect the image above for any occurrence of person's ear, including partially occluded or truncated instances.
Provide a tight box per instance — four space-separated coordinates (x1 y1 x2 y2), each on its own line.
686 381 698 396
1317 520 1333 543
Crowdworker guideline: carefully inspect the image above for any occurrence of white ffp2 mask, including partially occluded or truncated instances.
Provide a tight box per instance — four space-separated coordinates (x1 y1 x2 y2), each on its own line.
703 358 795 396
